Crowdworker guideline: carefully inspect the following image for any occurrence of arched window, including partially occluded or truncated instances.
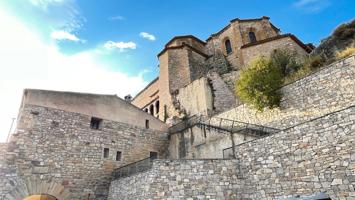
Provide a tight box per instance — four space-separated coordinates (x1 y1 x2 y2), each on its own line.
155 100 160 114
224 39 232 54
149 104 154 115
144 108 148 112
249 32 257 43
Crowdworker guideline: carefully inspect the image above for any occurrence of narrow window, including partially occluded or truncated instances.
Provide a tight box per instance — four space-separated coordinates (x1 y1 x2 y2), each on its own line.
116 151 122 161
249 32 257 43
145 119 149 129
149 104 154 115
90 117 102 129
103 148 109 158
150 152 158 159
144 108 148 112
225 39 232 54
155 101 160 114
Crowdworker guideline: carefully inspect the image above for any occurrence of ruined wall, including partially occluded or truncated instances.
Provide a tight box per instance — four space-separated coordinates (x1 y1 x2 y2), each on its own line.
0 104 169 200
217 55 355 129
234 105 355 199
108 159 242 200
241 36 308 65
175 77 213 116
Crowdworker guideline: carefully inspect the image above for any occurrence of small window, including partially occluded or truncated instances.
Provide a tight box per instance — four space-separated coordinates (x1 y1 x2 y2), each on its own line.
144 108 148 112
249 32 257 43
90 117 102 129
103 148 109 158
150 152 158 159
116 151 122 161
145 119 149 129
225 39 232 54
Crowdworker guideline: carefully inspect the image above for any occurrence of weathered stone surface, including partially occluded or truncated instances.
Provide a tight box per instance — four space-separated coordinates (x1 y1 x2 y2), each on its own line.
0 104 169 200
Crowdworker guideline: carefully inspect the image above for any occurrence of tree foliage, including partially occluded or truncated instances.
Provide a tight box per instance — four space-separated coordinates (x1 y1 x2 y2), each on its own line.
236 57 283 111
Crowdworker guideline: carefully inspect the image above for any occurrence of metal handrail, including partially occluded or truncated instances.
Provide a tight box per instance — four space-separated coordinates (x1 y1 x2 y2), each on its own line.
169 114 280 135
112 156 157 179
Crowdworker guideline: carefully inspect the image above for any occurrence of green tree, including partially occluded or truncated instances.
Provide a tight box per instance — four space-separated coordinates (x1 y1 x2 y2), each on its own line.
236 57 283 111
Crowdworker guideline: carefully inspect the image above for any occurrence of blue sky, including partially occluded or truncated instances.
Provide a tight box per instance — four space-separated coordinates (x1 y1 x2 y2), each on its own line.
0 0 354 142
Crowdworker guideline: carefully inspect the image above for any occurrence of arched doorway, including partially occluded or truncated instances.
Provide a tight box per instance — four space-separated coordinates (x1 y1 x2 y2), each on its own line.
24 194 57 200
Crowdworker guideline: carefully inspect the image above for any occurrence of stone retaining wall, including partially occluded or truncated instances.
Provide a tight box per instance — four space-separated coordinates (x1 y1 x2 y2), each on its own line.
234 105 355 199
108 159 242 200
216 55 355 129
108 105 354 200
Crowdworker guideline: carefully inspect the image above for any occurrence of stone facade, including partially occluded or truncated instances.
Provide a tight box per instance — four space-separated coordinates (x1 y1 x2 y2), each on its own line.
108 159 242 200
233 105 355 200
108 105 354 200
132 17 312 123
0 90 169 200
216 55 355 129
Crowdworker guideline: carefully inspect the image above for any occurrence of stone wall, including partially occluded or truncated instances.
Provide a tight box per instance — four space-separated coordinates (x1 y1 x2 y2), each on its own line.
241 35 308 65
233 105 355 199
207 72 237 114
22 89 168 132
109 105 354 200
131 78 159 114
0 104 169 200
217 55 355 129
108 159 242 200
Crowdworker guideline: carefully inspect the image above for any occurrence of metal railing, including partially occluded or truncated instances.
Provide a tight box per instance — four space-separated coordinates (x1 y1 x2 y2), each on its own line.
169 114 280 136
112 156 157 179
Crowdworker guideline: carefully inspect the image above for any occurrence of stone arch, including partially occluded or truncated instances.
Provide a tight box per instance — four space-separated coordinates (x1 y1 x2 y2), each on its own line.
4 177 71 200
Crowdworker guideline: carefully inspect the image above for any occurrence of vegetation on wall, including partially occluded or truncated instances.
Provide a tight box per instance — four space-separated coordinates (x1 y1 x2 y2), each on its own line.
236 57 283 111
337 47 355 59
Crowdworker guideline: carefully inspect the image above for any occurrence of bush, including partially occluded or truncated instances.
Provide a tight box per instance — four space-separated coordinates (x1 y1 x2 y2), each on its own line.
236 57 283 111
302 55 326 70
284 55 326 84
337 47 355 59
270 49 301 76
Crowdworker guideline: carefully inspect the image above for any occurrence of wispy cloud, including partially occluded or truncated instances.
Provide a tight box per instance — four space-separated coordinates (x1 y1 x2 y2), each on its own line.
29 0 64 9
104 41 137 51
293 0 331 13
109 15 125 21
139 32 156 41
50 30 84 42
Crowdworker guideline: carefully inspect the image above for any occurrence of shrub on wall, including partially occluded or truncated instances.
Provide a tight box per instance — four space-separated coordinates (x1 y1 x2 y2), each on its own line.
270 49 301 76
236 57 283 111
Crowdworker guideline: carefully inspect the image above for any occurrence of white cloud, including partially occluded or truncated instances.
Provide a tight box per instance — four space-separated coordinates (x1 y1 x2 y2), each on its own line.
0 7 147 142
139 32 156 41
109 15 125 21
294 0 331 13
29 0 64 8
50 30 83 42
104 41 137 51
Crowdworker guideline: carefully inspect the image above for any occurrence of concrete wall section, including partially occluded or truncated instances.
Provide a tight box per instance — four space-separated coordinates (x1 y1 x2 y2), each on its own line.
217 55 355 129
168 125 256 159
175 77 213 116
22 89 168 131
0 104 169 200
